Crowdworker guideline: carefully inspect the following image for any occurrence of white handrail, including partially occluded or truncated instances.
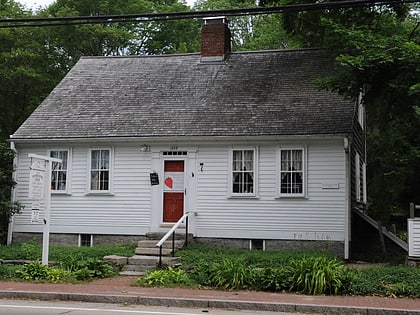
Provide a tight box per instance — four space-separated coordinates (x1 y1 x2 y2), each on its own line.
156 212 195 248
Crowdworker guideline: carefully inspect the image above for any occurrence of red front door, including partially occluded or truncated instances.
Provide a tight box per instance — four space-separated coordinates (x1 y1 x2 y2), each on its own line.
163 161 184 223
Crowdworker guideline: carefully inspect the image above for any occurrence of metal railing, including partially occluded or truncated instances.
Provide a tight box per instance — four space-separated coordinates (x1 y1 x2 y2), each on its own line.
156 212 196 268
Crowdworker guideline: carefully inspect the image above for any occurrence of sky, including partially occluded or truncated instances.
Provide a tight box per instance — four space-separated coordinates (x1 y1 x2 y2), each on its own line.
19 0 196 10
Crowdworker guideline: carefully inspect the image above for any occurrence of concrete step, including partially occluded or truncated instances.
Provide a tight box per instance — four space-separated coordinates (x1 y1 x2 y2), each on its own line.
135 247 173 256
119 270 145 277
123 264 152 273
137 239 185 249
128 255 180 266
146 232 190 240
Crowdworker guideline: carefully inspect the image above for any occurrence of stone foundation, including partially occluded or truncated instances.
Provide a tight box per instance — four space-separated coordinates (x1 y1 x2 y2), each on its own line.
194 238 345 258
12 232 344 257
12 232 143 246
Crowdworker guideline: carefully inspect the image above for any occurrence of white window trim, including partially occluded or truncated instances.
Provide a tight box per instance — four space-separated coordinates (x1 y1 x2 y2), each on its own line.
88 147 113 194
362 162 367 203
49 148 72 195
228 146 259 198
277 146 307 198
355 153 361 202
78 234 93 247
357 91 364 129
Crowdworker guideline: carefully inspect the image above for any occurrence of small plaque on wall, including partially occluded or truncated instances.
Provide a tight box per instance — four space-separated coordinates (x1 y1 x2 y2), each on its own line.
150 172 159 186
322 183 340 189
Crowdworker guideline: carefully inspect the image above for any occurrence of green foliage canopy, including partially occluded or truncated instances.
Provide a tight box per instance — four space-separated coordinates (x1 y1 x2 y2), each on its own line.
275 0 420 223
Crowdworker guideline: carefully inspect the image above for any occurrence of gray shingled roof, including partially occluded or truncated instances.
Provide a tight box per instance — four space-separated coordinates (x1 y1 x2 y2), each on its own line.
11 49 355 141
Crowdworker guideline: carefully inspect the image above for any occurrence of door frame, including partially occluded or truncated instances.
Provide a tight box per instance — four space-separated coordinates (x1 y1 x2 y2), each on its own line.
150 149 197 232
162 159 186 223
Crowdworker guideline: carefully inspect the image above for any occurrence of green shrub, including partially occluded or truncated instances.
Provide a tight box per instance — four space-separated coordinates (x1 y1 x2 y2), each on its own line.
59 253 85 272
136 267 193 287
0 241 41 260
208 258 255 290
73 258 115 280
286 255 350 295
348 266 420 297
46 268 73 282
15 261 50 281
20 241 40 260
254 266 294 291
0 264 19 279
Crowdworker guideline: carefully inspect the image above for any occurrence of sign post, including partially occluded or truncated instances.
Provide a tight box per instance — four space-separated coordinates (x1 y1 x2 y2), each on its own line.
28 154 61 265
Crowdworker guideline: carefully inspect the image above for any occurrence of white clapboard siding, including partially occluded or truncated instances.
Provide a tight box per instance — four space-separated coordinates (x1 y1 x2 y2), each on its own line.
195 140 346 241
408 219 420 257
12 144 152 235
13 139 347 241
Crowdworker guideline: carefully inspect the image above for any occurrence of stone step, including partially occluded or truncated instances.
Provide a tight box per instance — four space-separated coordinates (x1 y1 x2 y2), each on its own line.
123 264 152 273
135 247 173 256
119 271 145 277
146 232 190 241
127 255 180 266
137 239 185 249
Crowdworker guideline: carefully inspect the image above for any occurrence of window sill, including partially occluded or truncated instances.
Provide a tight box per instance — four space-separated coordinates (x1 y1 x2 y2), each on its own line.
85 192 114 196
228 195 260 199
51 192 72 196
275 195 308 200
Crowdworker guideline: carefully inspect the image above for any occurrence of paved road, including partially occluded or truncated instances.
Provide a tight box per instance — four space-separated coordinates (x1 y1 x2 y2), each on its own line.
0 299 312 315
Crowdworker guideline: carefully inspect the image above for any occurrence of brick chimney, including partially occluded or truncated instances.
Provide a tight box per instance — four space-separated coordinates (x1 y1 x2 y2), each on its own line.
201 17 231 62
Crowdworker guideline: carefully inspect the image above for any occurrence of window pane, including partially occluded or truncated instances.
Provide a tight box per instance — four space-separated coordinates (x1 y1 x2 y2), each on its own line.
91 150 100 169
91 171 99 190
280 149 303 195
59 151 68 169
99 170 109 190
232 149 254 194
233 151 242 171
292 150 302 171
244 150 253 171
281 150 290 171
50 150 68 191
90 149 110 191
101 150 110 169
58 171 67 190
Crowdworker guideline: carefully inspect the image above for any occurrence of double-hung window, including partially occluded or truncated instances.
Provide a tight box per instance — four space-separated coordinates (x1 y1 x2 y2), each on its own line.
279 148 304 196
90 149 110 192
232 149 255 195
50 150 69 192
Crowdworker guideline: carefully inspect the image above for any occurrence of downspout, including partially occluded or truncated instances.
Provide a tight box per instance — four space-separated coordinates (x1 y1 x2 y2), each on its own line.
7 140 17 245
344 137 351 260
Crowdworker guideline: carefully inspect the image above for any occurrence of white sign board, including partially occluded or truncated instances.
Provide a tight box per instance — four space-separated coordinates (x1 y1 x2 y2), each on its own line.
28 154 61 265
29 159 46 224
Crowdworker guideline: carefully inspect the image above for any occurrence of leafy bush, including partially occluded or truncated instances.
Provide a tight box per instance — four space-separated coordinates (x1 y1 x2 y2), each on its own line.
14 258 115 282
136 267 192 287
287 255 351 295
347 266 420 298
15 261 73 283
254 266 294 291
74 258 115 280
208 258 255 290
0 264 19 279
15 261 50 281
0 242 137 262
177 245 357 295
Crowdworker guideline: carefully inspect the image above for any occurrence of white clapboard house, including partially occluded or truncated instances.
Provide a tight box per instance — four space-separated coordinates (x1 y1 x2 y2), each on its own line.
9 17 366 259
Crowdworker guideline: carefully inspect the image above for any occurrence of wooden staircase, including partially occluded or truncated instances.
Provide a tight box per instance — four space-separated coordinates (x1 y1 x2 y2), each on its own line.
118 232 185 276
